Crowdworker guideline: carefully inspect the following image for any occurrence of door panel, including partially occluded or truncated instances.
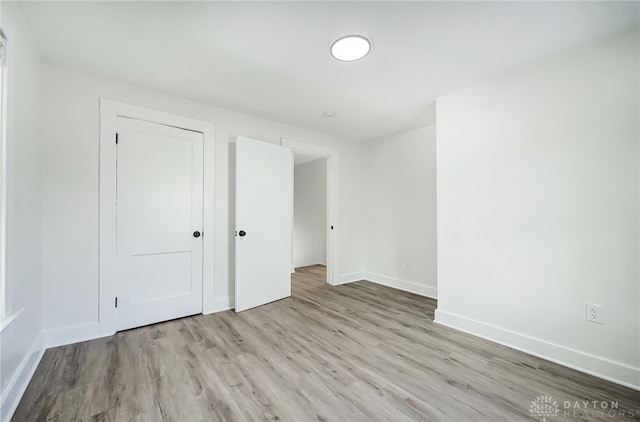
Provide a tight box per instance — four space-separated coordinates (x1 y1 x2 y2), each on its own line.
127 252 192 303
116 117 203 331
235 137 292 312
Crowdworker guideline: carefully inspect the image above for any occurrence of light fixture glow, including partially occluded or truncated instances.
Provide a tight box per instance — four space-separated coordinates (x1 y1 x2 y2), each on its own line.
330 35 371 62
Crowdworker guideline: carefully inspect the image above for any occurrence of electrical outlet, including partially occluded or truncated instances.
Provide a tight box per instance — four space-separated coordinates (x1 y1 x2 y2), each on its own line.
404 261 410 270
585 303 604 324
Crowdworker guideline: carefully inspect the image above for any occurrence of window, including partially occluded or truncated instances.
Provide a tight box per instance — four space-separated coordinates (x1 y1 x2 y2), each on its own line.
0 29 8 319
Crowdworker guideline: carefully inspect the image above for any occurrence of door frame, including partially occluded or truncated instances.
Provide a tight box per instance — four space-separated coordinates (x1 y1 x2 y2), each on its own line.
98 99 215 336
281 138 340 285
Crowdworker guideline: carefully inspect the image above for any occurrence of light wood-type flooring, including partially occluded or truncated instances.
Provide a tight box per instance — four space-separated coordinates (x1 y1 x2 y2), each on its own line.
13 265 640 421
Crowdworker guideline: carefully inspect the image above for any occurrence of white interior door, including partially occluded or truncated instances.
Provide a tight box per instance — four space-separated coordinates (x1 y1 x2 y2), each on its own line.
235 137 292 312
116 117 204 331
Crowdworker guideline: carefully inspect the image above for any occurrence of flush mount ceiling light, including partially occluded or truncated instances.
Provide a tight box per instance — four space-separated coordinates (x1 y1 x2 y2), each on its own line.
330 35 371 62
323 111 336 118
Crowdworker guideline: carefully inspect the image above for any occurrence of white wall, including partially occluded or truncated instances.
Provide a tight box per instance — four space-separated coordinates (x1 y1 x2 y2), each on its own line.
0 3 44 420
41 64 366 338
363 126 438 298
435 29 640 389
293 159 327 268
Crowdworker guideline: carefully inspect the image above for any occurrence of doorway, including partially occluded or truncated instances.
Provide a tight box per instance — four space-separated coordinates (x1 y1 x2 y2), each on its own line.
282 138 339 286
233 137 338 313
293 156 328 278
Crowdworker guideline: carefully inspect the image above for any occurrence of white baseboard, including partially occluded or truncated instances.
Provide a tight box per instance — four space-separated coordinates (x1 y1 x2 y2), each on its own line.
435 309 640 391
364 272 438 299
44 321 107 348
47 301 236 347
205 296 234 314
1 332 45 422
335 272 365 285
293 262 327 271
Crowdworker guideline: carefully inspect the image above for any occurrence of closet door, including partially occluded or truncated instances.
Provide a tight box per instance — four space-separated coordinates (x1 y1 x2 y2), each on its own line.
115 117 203 331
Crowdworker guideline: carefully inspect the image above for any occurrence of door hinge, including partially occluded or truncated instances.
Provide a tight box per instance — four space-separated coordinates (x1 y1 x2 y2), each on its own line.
115 133 118 144
115 297 118 308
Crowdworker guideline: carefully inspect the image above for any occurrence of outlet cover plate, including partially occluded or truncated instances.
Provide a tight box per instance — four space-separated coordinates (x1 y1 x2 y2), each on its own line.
585 303 604 324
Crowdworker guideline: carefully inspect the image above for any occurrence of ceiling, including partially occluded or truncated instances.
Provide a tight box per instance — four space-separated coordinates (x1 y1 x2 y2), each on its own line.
19 1 639 142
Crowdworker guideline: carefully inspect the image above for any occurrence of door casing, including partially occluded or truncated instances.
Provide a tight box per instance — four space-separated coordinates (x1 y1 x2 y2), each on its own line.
98 99 215 337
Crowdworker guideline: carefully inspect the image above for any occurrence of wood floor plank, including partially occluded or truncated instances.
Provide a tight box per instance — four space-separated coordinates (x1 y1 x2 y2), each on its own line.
12 265 640 421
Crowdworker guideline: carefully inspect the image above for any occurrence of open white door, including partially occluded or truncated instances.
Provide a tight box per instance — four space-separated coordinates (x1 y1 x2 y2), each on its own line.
235 137 292 312
116 117 204 331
